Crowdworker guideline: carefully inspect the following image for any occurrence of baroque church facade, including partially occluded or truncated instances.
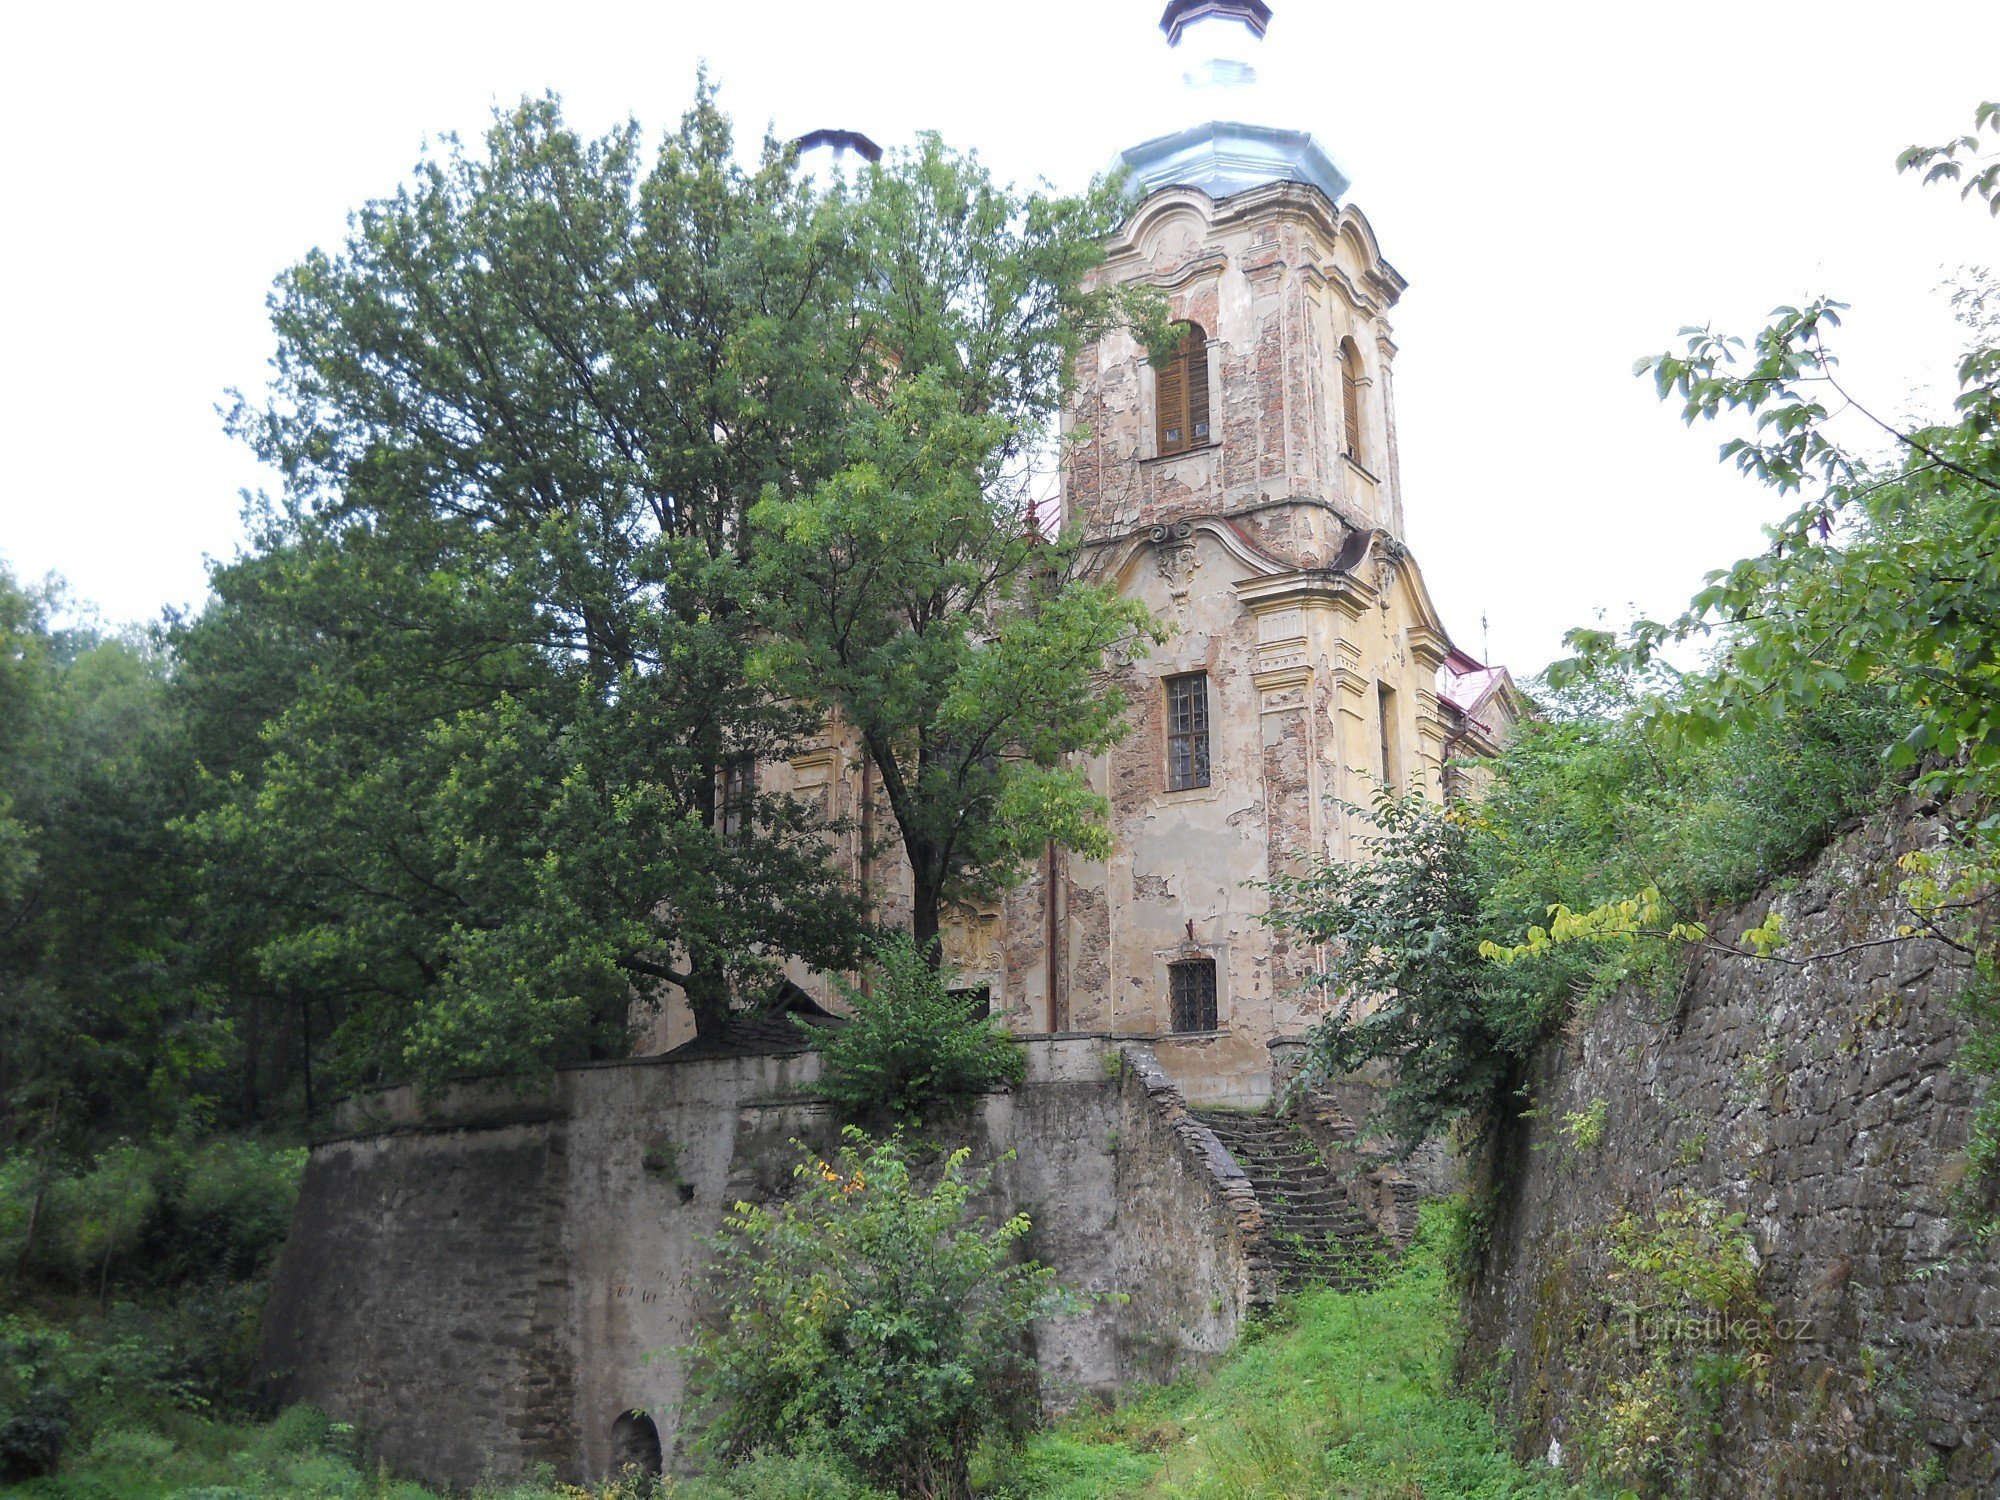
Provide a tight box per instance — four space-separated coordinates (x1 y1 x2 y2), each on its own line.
263 9 1526 1484
649 0 1521 1104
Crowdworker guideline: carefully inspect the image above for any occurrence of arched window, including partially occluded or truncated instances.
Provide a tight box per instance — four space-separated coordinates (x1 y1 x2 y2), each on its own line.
1155 321 1210 456
1340 339 1365 464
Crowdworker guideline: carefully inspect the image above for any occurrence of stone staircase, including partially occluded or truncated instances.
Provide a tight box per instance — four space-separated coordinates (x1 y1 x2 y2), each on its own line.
1191 1107 1392 1294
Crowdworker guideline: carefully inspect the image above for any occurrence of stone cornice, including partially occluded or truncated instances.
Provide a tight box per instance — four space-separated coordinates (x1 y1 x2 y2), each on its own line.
1405 623 1450 673
1234 568 1378 621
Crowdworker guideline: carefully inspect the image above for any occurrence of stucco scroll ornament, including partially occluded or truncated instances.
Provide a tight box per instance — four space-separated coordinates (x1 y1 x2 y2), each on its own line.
1151 520 1200 600
1373 535 1408 607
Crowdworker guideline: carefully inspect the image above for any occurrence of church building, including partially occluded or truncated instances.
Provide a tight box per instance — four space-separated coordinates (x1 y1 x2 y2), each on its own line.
651 0 1522 1105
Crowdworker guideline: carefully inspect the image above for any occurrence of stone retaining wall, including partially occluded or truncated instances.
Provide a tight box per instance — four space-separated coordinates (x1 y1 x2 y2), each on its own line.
260 1036 1258 1489
1462 806 2000 1497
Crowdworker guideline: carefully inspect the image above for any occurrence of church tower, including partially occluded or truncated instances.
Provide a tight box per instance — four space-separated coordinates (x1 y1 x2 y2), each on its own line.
649 3 1517 1098
979 0 1514 1103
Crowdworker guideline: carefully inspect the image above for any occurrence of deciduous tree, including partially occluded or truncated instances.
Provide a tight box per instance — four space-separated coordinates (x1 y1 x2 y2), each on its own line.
752 140 1159 960
192 86 869 1089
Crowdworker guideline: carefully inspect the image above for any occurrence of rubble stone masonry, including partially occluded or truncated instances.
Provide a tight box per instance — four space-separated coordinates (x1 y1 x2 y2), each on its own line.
1463 802 2000 1498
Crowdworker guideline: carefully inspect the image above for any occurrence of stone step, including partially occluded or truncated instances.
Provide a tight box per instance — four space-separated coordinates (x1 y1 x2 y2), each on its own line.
1189 1106 1393 1295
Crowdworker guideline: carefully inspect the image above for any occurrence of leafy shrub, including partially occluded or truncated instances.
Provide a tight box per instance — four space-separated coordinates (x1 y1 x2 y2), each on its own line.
0 1134 304 1294
84 1421 177 1468
1261 675 1895 1156
0 1319 75 1480
683 1446 888 1499
1260 792 1527 1152
169 1137 308 1281
686 1130 1068 1499
47 1141 163 1291
808 937 1025 1125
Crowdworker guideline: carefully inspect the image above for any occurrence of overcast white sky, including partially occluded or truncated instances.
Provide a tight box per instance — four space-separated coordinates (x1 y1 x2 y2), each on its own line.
2 1 1995 673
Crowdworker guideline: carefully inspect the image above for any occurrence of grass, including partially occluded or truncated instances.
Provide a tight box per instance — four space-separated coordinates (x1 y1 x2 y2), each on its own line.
4 1210 1602 1500
981 1207 1608 1499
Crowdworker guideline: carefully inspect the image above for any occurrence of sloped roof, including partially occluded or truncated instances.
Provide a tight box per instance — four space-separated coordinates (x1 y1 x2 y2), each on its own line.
662 980 843 1060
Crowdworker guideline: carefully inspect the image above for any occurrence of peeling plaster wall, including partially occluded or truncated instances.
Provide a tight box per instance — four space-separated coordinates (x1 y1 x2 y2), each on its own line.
259 1037 1257 1491
1462 805 2000 1497
1039 181 1456 1106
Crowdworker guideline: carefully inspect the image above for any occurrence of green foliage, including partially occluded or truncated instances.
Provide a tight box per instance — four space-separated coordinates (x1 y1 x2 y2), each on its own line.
0 1407 885 1498
1475 681 1893 999
807 938 1025 1125
985 1205 1604 1499
749 135 1160 958
0 562 229 1157
686 1131 1066 1499
1579 1194 1771 1493
667 1447 886 1500
0 1321 72 1481
1895 101 2000 215
1 1138 302 1297
184 83 874 1093
1605 1194 1766 1331
1261 665 1895 1155
1560 1100 1608 1157
1260 792 1522 1152
1552 104 2000 1202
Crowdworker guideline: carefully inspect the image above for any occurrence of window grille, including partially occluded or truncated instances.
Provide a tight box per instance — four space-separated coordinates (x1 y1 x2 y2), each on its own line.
1169 957 1218 1033
1166 672 1211 791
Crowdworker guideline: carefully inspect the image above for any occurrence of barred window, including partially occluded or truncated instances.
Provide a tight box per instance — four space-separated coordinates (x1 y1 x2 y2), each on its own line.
1166 673 1211 791
1169 957 1218 1033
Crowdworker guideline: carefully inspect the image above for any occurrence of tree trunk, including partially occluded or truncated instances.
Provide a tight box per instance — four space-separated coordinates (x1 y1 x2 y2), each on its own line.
684 964 734 1043
911 848 947 970
240 992 262 1123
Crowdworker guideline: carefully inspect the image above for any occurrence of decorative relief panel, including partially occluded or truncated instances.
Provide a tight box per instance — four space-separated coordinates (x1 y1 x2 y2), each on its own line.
1150 521 1201 602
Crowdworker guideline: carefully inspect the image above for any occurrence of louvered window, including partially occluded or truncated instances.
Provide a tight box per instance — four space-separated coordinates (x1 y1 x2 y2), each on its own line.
1169 957 1218 1033
1156 321 1210 456
1341 340 1364 463
1166 673 1211 791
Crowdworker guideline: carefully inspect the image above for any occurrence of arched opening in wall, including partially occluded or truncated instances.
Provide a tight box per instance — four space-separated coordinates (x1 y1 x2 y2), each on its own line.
1155 320 1211 456
608 1408 663 1481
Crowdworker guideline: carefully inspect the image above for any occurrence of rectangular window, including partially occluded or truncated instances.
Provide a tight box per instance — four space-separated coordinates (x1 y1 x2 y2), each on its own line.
720 755 755 840
949 985 992 1020
1377 681 1399 791
1166 673 1211 791
1169 957 1218 1033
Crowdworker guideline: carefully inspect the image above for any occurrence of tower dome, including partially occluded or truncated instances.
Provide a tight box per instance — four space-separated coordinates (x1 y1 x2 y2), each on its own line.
791 127 882 193
1119 2 1349 206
